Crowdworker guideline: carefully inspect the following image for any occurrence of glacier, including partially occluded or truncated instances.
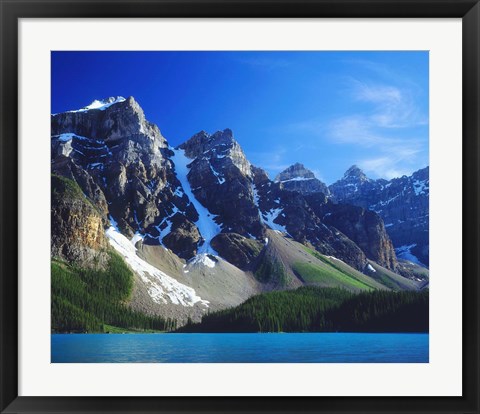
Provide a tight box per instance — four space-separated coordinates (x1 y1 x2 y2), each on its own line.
106 216 209 307
171 147 221 255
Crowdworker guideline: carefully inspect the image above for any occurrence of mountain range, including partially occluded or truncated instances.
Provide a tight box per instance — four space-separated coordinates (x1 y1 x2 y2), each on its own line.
51 96 429 326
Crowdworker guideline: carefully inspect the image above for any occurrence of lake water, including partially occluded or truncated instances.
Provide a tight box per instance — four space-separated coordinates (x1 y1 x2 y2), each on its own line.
51 333 428 363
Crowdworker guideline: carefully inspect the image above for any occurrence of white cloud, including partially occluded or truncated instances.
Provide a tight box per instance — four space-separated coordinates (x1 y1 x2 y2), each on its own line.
358 143 424 179
354 82 402 105
350 80 427 129
274 61 428 180
329 115 394 146
359 157 407 179
323 78 428 178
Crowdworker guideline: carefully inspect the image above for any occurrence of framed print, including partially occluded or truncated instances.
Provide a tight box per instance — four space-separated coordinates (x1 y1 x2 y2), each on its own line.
1 0 479 413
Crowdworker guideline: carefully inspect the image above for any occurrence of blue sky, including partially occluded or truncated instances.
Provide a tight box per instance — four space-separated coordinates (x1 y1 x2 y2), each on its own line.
52 51 428 184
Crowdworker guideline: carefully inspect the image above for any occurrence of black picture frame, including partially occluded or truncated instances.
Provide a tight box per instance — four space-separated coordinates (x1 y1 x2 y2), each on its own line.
1 0 479 413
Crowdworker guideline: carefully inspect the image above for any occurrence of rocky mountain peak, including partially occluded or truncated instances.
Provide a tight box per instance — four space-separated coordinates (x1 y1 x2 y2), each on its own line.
274 163 316 182
179 128 251 178
96 96 126 106
344 165 368 181
274 163 330 196
66 96 126 113
52 95 167 148
214 128 233 138
329 166 429 267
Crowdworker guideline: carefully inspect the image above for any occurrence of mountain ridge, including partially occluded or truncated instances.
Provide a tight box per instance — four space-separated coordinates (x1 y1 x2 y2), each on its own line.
51 96 428 326
276 162 429 267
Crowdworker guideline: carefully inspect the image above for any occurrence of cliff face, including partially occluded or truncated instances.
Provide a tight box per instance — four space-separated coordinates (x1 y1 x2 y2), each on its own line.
317 202 398 271
51 174 109 268
252 167 368 271
329 166 429 266
178 129 264 240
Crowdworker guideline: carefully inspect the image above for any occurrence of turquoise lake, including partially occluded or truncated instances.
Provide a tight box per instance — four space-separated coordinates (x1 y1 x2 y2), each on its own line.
51 332 428 363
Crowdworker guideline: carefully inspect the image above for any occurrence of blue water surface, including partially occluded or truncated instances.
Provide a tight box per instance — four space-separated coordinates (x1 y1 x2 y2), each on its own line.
51 333 428 363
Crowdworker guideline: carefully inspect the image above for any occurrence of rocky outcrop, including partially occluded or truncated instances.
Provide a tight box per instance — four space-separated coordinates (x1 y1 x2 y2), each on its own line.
275 163 330 196
271 164 400 271
211 233 263 270
180 129 252 177
51 174 109 269
179 129 264 240
161 213 201 260
252 168 367 271
329 166 429 266
310 201 398 271
329 165 377 201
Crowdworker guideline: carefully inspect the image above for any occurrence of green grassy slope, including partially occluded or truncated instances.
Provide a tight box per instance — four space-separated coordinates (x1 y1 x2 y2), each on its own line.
252 230 388 292
300 246 389 291
292 261 372 290
366 260 421 290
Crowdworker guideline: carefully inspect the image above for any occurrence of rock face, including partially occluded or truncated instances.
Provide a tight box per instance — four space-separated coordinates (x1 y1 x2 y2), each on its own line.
211 233 263 270
275 163 330 195
307 200 398 271
51 96 199 253
251 167 368 271
162 213 201 260
178 129 264 240
329 165 429 266
51 174 109 269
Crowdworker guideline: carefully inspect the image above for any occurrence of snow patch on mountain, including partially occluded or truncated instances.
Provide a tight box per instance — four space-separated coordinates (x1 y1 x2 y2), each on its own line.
395 244 425 267
413 179 428 196
67 96 126 113
187 253 216 268
130 232 144 246
209 163 226 185
280 177 315 183
157 220 173 244
171 147 221 255
52 133 105 145
105 219 209 307
262 208 288 234
52 133 78 142
366 263 376 273
148 205 179 246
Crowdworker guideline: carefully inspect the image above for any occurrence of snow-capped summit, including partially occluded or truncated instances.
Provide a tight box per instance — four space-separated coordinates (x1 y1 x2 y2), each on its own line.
274 163 330 196
68 96 126 113
275 162 315 182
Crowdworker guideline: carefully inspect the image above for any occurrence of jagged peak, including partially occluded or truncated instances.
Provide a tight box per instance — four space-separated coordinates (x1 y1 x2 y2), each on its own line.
210 128 234 142
189 130 211 142
65 96 126 114
179 128 239 155
179 128 252 177
344 165 368 180
274 162 316 182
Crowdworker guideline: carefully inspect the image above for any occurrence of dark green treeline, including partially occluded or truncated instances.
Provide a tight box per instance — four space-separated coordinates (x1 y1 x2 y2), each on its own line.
51 252 173 333
178 287 429 333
